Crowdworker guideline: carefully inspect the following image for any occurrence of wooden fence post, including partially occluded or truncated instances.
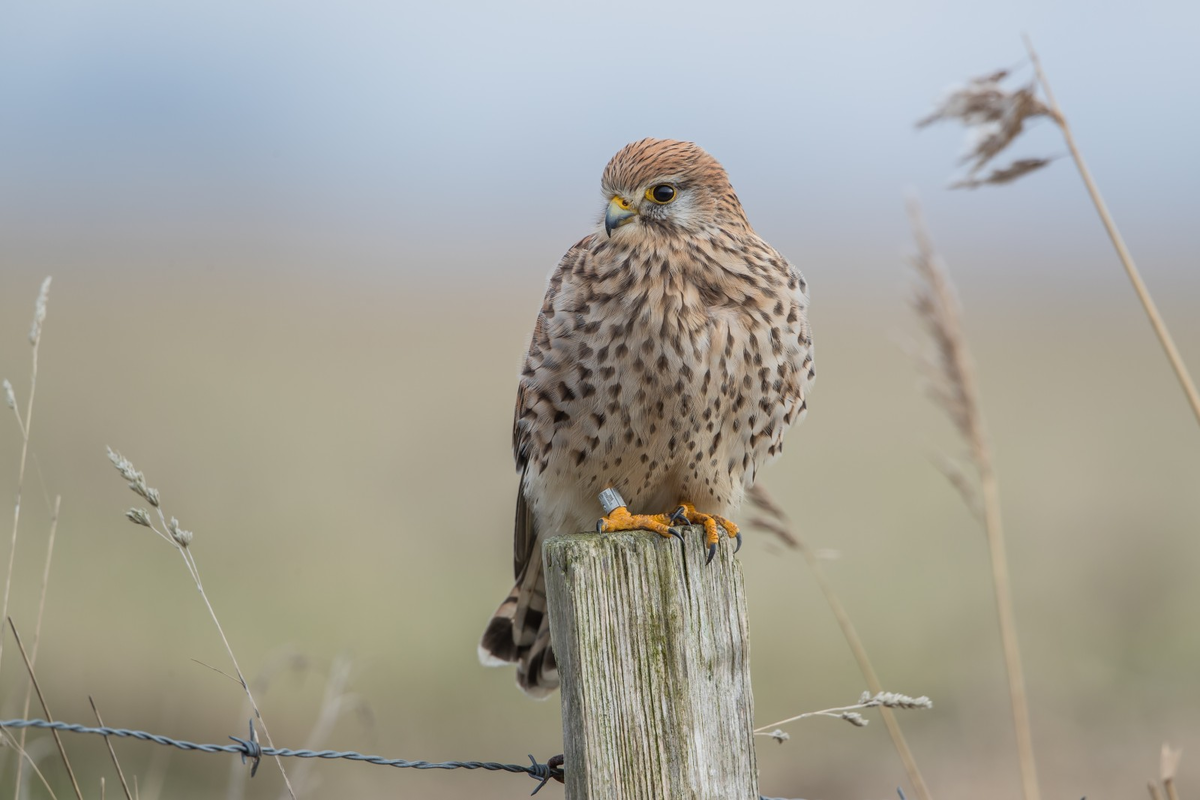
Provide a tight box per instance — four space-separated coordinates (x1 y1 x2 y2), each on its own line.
542 527 758 799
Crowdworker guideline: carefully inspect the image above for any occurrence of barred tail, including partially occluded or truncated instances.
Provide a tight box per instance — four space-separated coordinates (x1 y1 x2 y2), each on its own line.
477 552 559 697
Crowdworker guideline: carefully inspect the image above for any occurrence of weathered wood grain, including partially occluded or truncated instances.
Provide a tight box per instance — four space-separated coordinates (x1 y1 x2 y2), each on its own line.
543 527 758 799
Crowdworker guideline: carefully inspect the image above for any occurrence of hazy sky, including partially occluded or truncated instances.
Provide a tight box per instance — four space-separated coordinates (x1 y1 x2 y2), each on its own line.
2 0 1197 291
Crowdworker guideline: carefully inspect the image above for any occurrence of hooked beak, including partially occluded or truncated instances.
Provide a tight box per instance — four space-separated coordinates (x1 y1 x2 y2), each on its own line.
604 195 637 237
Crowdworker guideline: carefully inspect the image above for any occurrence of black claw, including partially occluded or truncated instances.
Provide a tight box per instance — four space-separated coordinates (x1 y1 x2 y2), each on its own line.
706 542 718 565
668 506 690 526
595 519 605 533
734 532 743 553
667 527 684 541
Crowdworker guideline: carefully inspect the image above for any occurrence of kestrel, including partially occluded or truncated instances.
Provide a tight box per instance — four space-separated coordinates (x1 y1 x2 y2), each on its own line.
479 139 814 697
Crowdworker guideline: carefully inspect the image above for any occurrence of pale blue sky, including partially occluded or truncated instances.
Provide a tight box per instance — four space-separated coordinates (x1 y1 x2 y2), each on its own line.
2 0 1197 292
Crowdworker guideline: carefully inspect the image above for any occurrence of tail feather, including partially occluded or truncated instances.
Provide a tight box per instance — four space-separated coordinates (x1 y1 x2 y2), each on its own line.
478 593 522 666
516 625 558 698
478 551 559 696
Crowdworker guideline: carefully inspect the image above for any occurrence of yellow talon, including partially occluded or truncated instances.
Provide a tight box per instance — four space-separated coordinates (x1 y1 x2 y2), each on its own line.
596 505 678 540
592 490 742 562
672 503 741 564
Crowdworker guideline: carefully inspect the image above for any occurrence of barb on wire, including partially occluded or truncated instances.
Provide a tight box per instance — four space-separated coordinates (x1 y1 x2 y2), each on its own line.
0 717 805 798
230 719 262 777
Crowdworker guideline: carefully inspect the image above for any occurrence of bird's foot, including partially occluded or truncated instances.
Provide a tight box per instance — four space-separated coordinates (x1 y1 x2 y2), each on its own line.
595 505 681 540
669 503 741 564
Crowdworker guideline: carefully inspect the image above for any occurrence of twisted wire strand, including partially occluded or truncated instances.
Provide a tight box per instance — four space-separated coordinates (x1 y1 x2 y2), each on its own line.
0 718 562 794
0 717 802 799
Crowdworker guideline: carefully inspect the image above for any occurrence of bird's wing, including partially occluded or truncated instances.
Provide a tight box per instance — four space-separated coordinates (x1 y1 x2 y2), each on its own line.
511 235 594 582
512 473 537 582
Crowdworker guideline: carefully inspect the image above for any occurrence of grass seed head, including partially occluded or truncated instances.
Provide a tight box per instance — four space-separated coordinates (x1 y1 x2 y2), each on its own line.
862 691 934 710
107 447 161 507
167 517 193 548
29 276 52 346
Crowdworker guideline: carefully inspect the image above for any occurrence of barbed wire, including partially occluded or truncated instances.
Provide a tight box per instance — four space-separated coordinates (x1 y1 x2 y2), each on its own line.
0 718 564 794
0 717 804 798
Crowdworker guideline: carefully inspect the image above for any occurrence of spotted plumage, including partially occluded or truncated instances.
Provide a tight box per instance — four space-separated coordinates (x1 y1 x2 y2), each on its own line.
479 139 814 697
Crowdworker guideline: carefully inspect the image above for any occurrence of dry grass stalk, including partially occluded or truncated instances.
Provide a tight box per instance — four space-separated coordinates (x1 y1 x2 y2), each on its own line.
745 483 934 800
754 691 933 737
107 448 297 798
13 493 62 792
90 696 134 800
1021 35 1200 429
7 616 84 800
1 277 52 678
907 198 1040 800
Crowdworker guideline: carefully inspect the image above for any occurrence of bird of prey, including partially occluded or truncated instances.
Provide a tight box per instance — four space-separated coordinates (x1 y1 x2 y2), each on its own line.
479 138 814 697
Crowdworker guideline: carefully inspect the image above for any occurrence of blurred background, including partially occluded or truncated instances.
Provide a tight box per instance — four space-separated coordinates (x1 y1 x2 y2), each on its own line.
2 1 1198 798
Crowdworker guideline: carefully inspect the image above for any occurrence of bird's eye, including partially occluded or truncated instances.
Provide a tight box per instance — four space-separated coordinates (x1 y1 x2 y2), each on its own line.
645 184 676 204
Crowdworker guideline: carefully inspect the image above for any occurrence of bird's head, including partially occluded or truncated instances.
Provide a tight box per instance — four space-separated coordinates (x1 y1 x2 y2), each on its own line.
599 138 749 239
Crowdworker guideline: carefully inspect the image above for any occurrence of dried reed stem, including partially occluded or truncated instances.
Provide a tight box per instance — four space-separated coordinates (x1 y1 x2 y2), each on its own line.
1023 34 1200 428
978 438 1039 800
7 616 84 800
90 697 134 800
13 493 61 792
746 484 934 800
908 199 1040 800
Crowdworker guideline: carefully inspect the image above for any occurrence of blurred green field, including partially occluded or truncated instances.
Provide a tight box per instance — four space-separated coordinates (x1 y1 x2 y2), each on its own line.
1 259 1198 800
